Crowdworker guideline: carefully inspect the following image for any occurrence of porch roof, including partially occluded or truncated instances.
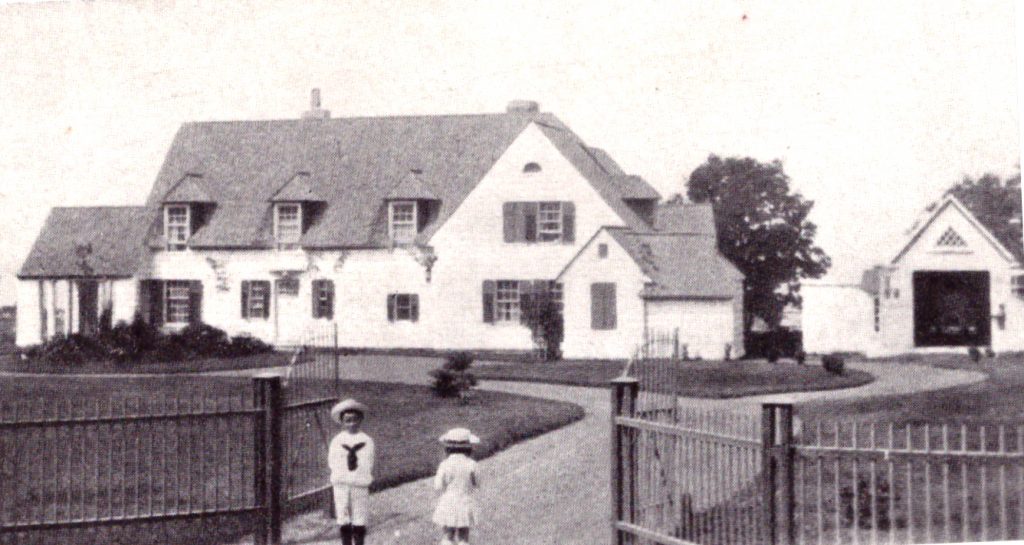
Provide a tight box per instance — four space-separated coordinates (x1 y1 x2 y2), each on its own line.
18 206 152 278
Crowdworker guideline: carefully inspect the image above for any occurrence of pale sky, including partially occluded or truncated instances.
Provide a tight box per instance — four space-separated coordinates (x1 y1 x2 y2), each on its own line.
0 0 1019 305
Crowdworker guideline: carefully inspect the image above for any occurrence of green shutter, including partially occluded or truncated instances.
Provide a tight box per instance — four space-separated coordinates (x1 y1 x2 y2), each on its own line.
605 283 617 329
503 203 517 242
146 280 164 327
410 294 419 322
387 294 396 322
523 202 537 242
562 202 575 243
189 281 203 325
260 281 271 319
591 283 617 330
241 281 249 318
324 280 334 320
482 280 496 323
311 280 321 318
590 283 602 330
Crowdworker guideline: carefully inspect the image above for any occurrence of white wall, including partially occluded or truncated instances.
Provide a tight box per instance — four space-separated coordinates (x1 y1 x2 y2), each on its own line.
16 277 137 347
559 230 648 359
15 279 41 346
646 298 738 360
801 284 878 355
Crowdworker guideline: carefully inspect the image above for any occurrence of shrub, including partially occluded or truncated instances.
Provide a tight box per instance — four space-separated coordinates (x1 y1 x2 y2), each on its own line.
429 351 478 402
840 476 899 530
178 323 232 356
766 346 780 364
225 335 274 357
795 350 807 366
822 353 845 375
985 346 996 358
968 346 982 363
521 291 564 361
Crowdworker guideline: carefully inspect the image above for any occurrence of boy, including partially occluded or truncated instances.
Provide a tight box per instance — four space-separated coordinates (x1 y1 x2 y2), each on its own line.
328 398 375 545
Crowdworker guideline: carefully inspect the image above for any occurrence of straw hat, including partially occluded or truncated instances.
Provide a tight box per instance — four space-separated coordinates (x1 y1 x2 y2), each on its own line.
438 427 480 445
330 398 368 423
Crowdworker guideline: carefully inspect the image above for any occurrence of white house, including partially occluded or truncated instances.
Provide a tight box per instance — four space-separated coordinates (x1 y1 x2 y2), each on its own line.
16 92 745 359
803 194 1024 357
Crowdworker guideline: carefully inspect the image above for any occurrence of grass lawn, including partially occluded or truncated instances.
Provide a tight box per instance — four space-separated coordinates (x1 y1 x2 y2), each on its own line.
0 350 291 375
475 358 874 397
799 352 1024 422
0 375 584 545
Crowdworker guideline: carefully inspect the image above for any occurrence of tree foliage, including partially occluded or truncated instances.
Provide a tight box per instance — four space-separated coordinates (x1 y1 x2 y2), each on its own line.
942 172 1022 255
686 154 831 331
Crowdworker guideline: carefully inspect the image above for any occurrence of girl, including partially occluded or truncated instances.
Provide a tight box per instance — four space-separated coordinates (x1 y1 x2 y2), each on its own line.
328 399 375 545
432 428 481 545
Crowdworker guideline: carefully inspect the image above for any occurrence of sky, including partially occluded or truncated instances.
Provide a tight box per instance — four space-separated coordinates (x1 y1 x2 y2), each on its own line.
0 0 1019 305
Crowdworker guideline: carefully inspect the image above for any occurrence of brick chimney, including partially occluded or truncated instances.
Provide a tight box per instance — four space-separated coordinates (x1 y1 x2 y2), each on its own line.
506 100 539 113
302 88 331 119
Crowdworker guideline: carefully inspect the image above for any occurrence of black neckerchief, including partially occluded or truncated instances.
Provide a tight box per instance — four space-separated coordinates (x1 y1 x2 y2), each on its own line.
342 442 366 471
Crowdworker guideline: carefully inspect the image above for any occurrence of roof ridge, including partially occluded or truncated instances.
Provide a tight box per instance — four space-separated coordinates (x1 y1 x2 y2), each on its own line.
182 111 540 126
52 205 148 210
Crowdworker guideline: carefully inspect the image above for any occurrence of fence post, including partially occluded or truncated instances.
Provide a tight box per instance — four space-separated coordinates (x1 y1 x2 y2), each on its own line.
611 375 639 545
254 375 284 545
762 403 796 545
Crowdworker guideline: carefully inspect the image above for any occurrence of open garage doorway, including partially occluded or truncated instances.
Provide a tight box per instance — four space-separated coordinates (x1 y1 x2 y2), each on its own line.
913 271 990 347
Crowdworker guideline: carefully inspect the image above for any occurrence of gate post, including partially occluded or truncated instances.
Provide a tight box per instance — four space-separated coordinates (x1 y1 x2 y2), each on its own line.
254 375 284 545
611 375 639 545
762 403 796 545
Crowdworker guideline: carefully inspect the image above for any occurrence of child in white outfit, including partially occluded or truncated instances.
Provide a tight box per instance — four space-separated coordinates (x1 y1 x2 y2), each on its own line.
328 399 375 545
433 427 481 545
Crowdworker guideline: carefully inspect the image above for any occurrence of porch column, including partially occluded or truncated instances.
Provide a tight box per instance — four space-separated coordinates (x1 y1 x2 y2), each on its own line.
37 279 47 340
47 280 57 339
68 280 75 335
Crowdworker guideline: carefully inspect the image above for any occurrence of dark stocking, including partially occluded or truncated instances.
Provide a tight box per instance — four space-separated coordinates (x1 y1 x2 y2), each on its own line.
339 524 353 545
352 525 366 545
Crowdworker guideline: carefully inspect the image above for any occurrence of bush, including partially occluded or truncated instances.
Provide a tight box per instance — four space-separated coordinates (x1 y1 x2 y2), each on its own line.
795 350 807 366
521 291 564 361
27 317 271 365
985 346 996 358
822 353 845 375
840 476 899 530
766 347 780 364
429 351 478 402
968 346 982 363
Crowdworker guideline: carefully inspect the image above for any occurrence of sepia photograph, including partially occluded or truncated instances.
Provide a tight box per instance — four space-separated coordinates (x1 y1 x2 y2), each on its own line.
0 1 1021 544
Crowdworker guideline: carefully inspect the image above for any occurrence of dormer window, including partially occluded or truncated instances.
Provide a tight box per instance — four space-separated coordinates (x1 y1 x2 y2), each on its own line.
274 203 302 249
524 162 542 174
165 204 190 251
389 201 417 244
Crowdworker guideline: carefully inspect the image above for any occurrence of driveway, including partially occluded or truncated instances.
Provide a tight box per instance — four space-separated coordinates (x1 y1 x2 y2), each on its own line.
230 360 984 545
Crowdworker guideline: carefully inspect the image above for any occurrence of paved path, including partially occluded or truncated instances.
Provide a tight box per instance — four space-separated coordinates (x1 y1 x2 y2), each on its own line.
228 360 984 545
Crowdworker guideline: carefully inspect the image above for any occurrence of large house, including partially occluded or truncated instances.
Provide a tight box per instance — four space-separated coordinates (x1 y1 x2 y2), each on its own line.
803 194 1024 357
16 92 744 359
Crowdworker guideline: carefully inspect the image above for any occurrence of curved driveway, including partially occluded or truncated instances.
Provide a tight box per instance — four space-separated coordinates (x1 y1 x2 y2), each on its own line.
233 360 984 545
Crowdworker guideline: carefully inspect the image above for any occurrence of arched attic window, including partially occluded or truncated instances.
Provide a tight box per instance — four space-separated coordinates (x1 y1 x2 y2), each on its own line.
523 162 542 174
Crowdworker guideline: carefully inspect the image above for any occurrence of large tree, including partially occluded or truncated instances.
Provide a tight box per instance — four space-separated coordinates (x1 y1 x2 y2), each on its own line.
686 154 831 333
943 171 1021 254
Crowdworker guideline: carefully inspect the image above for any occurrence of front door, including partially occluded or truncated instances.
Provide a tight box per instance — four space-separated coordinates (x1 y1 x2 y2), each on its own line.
78 280 99 336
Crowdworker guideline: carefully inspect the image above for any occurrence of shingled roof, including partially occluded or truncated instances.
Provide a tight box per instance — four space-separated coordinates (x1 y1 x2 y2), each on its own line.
19 207 153 278
605 229 743 300
653 202 716 237
144 109 658 249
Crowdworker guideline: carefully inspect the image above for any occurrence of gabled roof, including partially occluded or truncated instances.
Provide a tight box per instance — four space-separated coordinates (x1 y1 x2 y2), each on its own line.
142 109 659 249
605 229 743 299
652 202 716 237
271 172 323 202
163 174 212 202
891 195 1021 265
19 207 153 278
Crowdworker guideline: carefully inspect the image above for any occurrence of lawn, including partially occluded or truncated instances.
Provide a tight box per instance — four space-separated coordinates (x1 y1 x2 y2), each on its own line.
475 358 874 397
799 352 1024 422
0 350 291 375
0 375 584 545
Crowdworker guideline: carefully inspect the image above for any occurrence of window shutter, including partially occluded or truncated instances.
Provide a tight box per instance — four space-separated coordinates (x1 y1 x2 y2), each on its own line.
259 281 271 319
562 202 575 243
146 280 164 327
520 281 534 325
241 281 250 319
605 283 617 329
410 294 419 322
324 280 334 320
503 203 517 242
189 280 203 325
311 280 321 318
188 204 201 241
523 202 538 242
482 280 496 323
387 294 396 322
416 201 429 233
591 283 603 330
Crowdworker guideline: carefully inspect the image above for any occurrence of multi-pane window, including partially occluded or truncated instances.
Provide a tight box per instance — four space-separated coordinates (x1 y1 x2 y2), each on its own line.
165 205 190 251
275 203 301 249
389 201 417 244
538 202 563 242
495 280 521 322
165 281 191 324
241 280 270 319
387 293 419 322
